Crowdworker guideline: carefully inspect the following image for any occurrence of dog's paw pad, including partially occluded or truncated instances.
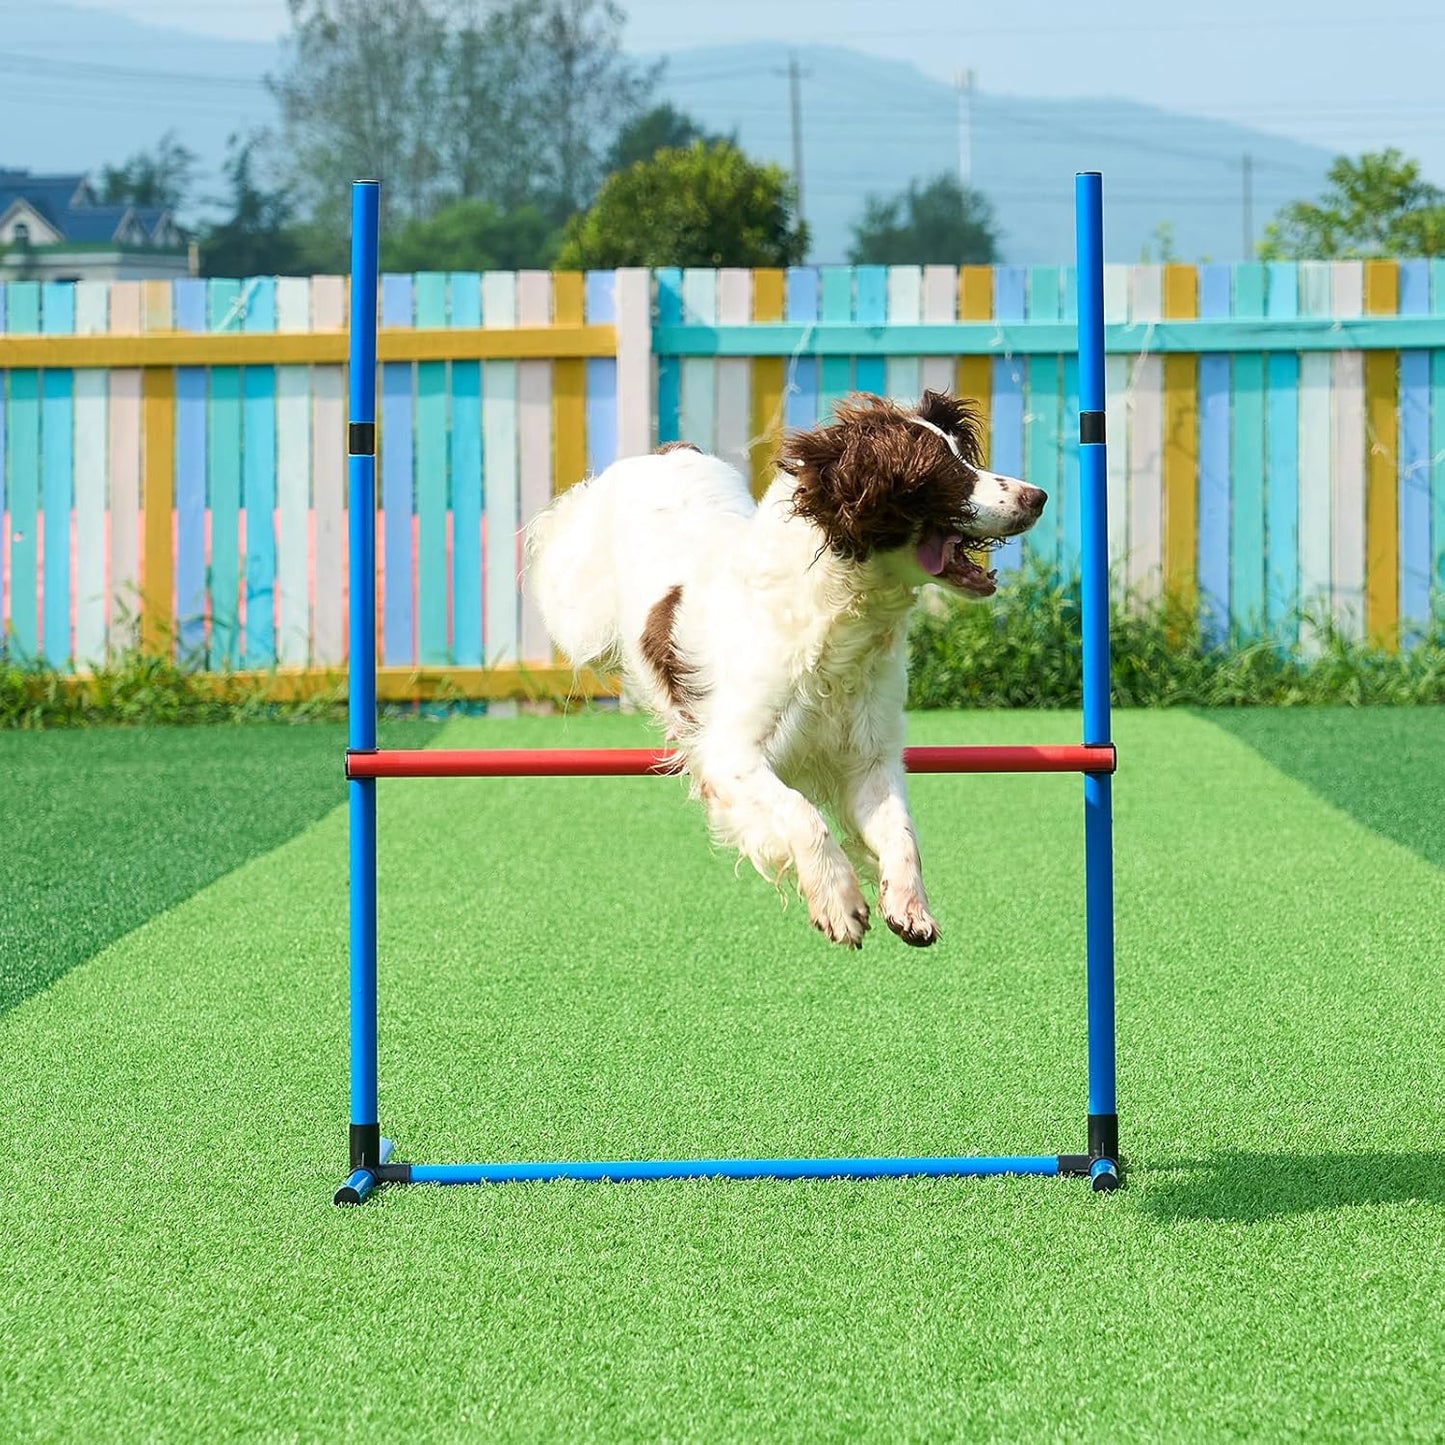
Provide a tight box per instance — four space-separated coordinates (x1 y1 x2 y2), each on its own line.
882 888 938 947
810 894 870 949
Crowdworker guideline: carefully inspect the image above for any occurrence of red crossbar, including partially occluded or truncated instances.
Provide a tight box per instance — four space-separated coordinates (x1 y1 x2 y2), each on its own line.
346 744 1115 780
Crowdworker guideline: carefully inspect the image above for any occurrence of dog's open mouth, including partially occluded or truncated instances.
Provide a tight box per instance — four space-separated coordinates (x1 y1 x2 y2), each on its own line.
916 532 999 596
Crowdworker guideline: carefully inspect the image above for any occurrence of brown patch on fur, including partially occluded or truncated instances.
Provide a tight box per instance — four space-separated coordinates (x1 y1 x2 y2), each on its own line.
777 390 985 561
656 440 701 454
640 584 701 717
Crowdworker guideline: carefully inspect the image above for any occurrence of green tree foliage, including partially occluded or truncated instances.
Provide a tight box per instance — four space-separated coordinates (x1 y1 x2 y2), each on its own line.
380 198 560 270
557 141 807 268
199 135 308 277
605 103 729 174
847 174 999 265
97 130 197 212
273 0 654 235
1259 149 1445 259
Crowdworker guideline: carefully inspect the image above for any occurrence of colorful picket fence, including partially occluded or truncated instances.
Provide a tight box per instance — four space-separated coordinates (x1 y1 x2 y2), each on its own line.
2 261 1443 692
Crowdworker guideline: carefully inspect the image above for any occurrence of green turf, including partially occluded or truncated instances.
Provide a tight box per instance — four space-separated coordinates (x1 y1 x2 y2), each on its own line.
0 720 433 1016
2 711 1443 1439
1205 705 1445 868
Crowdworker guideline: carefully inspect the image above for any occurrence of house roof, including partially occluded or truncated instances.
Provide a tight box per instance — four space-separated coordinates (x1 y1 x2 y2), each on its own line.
0 170 178 248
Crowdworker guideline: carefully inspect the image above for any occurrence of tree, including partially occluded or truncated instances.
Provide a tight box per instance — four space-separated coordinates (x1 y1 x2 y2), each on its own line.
557 140 807 268
199 135 307 277
271 0 655 236
847 174 998 266
97 130 196 212
380 198 560 270
605 103 728 174
1260 149 1445 259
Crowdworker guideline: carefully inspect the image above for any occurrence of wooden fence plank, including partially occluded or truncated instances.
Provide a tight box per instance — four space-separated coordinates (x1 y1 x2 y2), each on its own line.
517 270 553 664
206 280 242 666
715 269 752 479
1025 266 1062 570
784 266 819 434
955 265 991 446
1263 264 1300 641
1228 266 1268 636
275 277 312 666
414 272 450 665
1397 261 1431 635
1196 264 1231 635
920 264 957 397
990 266 1027 575
108 282 143 652
1162 264 1198 600
7 359 39 657
1125 265 1164 599
42 282 75 665
1297 263 1333 635
1363 260 1399 645
1330 261 1366 639
614 269 652 460
242 277 278 666
553 270 588 496
172 279 208 661
679 268 717 453
884 265 922 405
655 267 682 447
749 268 785 494
450 272 484 668
584 271 619 476
1102 265 1130 571
854 266 887 396
482 272 519 669
1432 259 1445 613
310 275 346 666
380 272 414 665
72 281 109 666
819 267 854 417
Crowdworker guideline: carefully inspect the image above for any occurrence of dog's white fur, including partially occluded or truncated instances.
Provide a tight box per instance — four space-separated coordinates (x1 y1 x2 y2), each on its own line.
525 400 1042 949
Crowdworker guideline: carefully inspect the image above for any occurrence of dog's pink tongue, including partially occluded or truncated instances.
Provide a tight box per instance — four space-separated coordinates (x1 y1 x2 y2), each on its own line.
916 533 959 576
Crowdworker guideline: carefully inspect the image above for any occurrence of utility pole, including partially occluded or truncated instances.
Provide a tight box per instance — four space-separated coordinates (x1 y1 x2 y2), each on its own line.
956 68 976 188
1242 151 1254 259
788 53 806 227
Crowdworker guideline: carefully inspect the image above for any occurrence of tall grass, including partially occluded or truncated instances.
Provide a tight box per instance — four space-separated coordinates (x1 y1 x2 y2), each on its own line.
907 561 1445 708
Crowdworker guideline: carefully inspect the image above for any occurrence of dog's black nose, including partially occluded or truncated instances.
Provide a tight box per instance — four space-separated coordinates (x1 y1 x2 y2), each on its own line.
1019 485 1048 515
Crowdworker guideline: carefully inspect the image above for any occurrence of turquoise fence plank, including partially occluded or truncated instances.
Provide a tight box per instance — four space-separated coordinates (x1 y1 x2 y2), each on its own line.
242 277 277 667
41 282 75 665
1197 264 1231 637
1231 265 1267 636
415 273 449 665
1024 266 1062 568
1431 259 1445 603
381 274 414 665
1397 261 1430 634
208 280 242 667
785 266 819 432
1265 263 1300 639
854 266 887 395
450 272 483 668
991 266 1027 575
656 268 682 444
7 280 39 332
819 267 853 418
1061 266 1078 323
6 368 39 657
585 270 618 476
174 278 208 660
1060 354 1080 577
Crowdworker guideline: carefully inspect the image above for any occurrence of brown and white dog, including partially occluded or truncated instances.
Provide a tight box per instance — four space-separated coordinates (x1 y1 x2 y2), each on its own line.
525 391 1046 948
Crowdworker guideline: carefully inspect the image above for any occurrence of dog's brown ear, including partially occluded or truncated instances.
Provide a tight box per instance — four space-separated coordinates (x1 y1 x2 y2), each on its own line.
778 394 960 560
916 390 986 467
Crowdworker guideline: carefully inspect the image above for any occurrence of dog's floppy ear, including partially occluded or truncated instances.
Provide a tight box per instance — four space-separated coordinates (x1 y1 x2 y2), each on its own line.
778 393 965 560
915 390 986 467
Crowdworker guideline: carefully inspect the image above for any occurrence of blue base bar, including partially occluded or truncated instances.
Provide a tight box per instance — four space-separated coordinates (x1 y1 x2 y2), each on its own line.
1090 1157 1120 1193
406 1154 1062 1185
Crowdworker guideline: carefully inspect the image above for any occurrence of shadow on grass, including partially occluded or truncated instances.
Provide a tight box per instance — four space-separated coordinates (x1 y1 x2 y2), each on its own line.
1137 1151 1445 1223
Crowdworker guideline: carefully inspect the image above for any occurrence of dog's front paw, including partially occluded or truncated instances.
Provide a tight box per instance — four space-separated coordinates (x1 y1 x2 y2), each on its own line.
809 875 871 949
881 884 939 947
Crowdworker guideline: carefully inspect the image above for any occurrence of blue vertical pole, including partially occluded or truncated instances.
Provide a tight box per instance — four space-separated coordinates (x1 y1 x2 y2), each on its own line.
1075 172 1119 1190
344 180 382 1194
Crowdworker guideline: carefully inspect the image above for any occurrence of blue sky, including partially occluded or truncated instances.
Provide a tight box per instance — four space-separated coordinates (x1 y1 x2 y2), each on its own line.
39 0 1445 183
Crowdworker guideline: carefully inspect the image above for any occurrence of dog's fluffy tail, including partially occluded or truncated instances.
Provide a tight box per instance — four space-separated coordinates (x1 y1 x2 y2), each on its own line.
524 476 620 668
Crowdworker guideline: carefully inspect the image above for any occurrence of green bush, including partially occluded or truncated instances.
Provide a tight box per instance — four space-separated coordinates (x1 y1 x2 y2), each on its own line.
907 560 1445 708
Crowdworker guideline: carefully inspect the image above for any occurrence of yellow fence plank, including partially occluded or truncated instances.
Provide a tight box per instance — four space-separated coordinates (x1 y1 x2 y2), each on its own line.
1363 259 1399 646
749 268 786 494
1162 264 1198 599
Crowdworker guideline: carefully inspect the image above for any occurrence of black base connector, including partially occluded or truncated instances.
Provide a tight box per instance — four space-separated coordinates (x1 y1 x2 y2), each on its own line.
1088 1113 1119 1163
1058 1113 1123 1191
350 1121 382 1172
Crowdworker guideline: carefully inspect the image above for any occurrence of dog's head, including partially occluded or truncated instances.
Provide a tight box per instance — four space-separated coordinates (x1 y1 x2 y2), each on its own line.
777 390 1047 597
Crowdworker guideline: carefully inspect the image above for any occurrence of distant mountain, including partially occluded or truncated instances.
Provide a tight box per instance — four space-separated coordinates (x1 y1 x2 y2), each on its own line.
1 7 1335 264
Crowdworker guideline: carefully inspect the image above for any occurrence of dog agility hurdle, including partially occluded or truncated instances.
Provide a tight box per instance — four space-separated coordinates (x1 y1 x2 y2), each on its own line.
335 174 1120 1204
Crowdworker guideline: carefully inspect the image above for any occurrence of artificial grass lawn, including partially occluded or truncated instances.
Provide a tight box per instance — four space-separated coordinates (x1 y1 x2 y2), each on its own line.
3 709 1444 1439
0 719 433 1016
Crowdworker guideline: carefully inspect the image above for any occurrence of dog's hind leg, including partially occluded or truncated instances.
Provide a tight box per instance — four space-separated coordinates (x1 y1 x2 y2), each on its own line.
843 760 938 947
695 757 870 949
